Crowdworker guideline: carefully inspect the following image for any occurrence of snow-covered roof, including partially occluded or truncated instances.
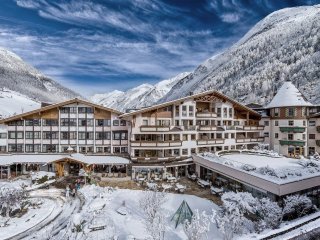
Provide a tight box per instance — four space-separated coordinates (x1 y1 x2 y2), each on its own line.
0 153 129 166
266 81 313 108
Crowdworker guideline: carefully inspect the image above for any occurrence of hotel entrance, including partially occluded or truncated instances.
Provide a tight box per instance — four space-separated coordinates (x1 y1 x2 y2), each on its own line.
53 158 88 177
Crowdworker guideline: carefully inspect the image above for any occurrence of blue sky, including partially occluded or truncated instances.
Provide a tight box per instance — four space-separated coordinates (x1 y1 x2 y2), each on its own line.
0 0 319 96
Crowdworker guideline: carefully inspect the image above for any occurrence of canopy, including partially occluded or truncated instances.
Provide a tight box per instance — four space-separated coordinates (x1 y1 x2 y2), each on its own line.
171 200 193 228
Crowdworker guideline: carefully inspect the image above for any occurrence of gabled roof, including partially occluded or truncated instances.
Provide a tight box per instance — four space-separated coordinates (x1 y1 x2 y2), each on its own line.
0 98 123 124
120 89 261 118
266 81 313 108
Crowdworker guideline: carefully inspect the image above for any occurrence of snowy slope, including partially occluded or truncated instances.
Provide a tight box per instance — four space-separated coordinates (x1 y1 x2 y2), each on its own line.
91 72 190 112
0 47 80 103
160 5 320 106
0 88 40 118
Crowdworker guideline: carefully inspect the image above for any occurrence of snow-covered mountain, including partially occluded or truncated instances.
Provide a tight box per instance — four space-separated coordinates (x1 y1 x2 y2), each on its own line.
0 47 80 104
0 88 41 119
160 5 320 106
91 72 190 112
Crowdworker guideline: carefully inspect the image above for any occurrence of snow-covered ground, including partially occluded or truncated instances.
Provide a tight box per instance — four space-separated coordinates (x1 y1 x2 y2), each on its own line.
66 185 222 240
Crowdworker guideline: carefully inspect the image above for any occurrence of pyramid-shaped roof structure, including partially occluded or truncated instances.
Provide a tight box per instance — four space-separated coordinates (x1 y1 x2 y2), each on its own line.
266 81 313 108
171 200 193 228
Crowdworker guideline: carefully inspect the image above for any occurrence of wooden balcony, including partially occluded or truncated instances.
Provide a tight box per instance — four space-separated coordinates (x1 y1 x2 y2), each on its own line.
197 139 225 145
196 112 217 118
236 137 264 143
198 125 217 131
140 125 170 132
130 140 182 147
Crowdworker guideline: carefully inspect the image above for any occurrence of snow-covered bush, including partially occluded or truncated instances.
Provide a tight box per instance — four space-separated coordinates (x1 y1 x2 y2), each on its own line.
258 166 278 177
0 187 28 217
257 198 282 231
298 160 320 169
183 209 210 240
140 190 167 240
282 195 313 220
241 164 256 172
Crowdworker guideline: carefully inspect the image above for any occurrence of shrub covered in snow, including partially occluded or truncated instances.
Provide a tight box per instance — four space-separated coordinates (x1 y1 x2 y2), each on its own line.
0 187 28 217
183 209 210 240
282 195 313 220
241 164 256 172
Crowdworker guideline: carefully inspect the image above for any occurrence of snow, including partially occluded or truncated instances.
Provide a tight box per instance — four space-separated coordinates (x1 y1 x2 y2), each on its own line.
0 88 40 118
69 185 222 240
30 171 56 181
200 151 320 184
266 81 313 108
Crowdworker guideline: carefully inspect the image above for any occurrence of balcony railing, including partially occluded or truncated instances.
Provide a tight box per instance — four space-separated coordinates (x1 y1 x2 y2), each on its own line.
236 137 264 143
130 140 182 147
130 156 191 164
243 125 265 130
279 140 305 146
197 139 225 145
198 125 217 131
279 127 305 133
140 125 171 132
196 112 217 118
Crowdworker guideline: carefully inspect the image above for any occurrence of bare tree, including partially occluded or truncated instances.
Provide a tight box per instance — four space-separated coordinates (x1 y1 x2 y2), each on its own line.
183 209 210 240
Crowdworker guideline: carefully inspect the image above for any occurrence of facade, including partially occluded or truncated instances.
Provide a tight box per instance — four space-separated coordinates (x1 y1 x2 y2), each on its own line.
258 81 320 157
0 98 129 155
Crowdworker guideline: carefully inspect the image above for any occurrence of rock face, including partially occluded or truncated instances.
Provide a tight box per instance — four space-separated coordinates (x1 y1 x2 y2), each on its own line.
91 72 190 112
160 5 320 106
0 47 80 103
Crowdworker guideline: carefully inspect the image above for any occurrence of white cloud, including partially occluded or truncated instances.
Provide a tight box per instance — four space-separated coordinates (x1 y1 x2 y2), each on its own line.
220 13 241 23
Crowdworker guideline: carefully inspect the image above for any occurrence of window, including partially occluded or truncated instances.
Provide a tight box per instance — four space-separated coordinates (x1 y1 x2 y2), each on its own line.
78 119 93 126
95 132 111 140
231 133 235 139
275 121 279 126
78 107 93 113
309 147 316 156
274 108 279 117
8 131 23 139
275 133 278 139
309 121 316 127
61 118 77 126
8 120 23 126
25 119 40 126
182 149 188 155
121 132 128 140
120 120 126 126
142 120 148 126
61 107 77 113
61 132 77 140
224 133 229 139
215 108 221 117
43 132 58 139
78 132 93 140
113 120 119 126
264 121 269 126
223 108 227 118
191 134 196 140
113 132 120 140
182 134 188 141
8 144 23 152
25 144 41 152
189 106 194 117
264 132 269 137
121 147 128 153
43 119 58 126
0 146 6 152
42 145 57 152
288 120 294 126
96 119 111 126
182 106 187 117
288 134 293 140
229 108 233 118
309 134 316 140
113 147 120 153
216 133 222 139
191 148 196 154
288 107 295 117
0 133 7 139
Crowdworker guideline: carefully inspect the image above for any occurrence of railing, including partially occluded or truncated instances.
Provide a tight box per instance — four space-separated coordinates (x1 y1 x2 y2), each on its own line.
198 125 217 131
243 125 265 130
279 127 305 133
140 125 170 132
197 139 225 145
196 112 217 118
130 140 182 147
236 137 264 143
130 156 191 164
279 140 305 146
